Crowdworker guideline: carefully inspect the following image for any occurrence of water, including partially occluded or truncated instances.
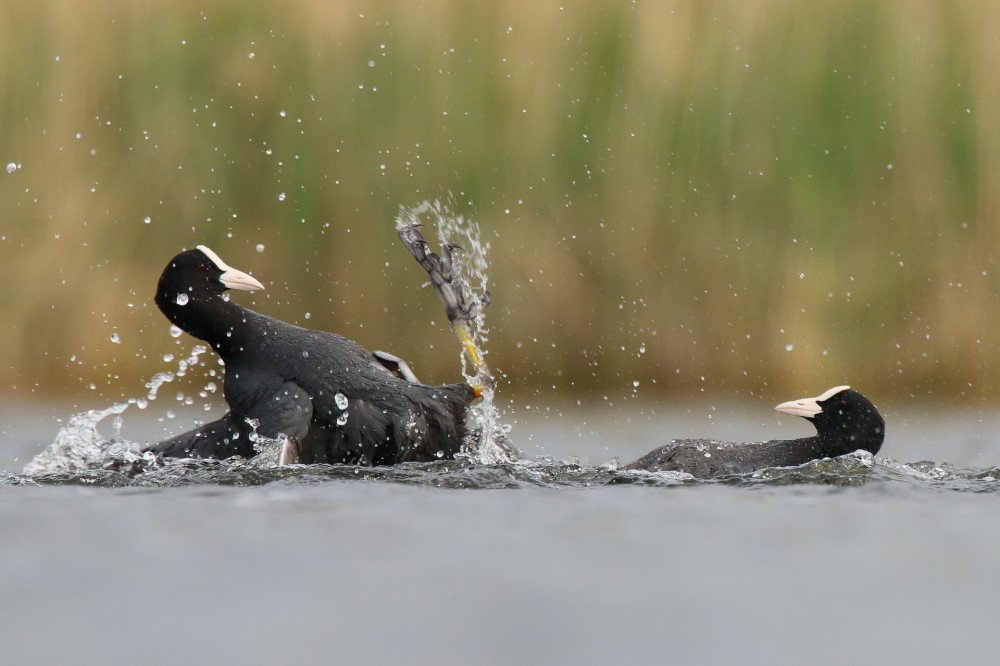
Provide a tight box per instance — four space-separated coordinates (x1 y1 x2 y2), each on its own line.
2 398 1000 664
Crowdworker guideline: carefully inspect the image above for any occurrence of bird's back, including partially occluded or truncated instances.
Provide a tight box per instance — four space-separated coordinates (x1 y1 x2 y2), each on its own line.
221 308 476 464
624 438 826 477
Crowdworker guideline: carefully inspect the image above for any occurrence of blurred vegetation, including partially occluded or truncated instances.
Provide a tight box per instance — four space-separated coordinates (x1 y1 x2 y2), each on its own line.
2 0 1000 407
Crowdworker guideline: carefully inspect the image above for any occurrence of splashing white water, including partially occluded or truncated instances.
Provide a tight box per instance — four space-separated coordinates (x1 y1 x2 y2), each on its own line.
140 344 208 403
396 198 515 464
23 345 213 476
21 403 157 476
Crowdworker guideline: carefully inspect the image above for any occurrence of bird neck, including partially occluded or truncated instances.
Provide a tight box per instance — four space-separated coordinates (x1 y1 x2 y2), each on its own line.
762 437 828 467
815 428 882 457
158 293 253 356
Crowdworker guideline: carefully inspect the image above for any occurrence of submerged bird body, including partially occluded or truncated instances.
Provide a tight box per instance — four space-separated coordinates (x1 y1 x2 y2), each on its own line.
625 386 884 477
149 246 475 464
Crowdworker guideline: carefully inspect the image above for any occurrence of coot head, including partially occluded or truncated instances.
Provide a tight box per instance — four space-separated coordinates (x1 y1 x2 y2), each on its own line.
775 385 885 455
155 245 264 336
157 246 264 299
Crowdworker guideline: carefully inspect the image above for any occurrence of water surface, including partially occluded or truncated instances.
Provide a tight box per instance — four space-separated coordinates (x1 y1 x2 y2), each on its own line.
2 400 999 664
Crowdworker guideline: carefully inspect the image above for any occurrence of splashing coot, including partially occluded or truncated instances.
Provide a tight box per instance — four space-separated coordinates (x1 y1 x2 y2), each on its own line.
146 245 476 465
624 386 884 477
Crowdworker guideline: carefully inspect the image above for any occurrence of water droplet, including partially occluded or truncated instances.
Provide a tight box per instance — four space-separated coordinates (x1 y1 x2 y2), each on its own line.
785 343 794 351
143 216 151 224
436 450 445 458
163 354 174 362
6 162 18 174
110 332 120 344
277 192 286 201
304 312 311 320
335 392 349 410
169 325 183 338
176 293 189 306
255 243 265 253
336 412 349 426
301 350 309 358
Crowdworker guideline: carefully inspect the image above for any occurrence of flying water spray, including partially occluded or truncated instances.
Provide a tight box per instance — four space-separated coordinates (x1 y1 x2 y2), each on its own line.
396 200 515 464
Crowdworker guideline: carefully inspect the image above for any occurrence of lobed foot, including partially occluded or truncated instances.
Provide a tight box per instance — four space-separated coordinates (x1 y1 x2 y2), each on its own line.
397 223 489 325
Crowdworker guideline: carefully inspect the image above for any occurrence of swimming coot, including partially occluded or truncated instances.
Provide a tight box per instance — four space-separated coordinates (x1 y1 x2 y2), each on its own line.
146 245 476 465
624 386 884 477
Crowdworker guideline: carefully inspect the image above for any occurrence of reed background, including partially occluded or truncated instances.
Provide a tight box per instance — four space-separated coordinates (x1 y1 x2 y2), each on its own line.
2 1 999 408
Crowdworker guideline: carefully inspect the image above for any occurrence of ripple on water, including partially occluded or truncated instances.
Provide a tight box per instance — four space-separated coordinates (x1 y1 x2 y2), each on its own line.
10 407 1000 493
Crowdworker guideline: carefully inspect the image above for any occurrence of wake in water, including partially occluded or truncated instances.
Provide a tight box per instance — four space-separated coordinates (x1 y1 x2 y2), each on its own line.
13 438 1000 492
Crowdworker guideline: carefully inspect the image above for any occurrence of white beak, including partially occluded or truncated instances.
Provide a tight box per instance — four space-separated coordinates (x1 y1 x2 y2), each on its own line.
219 267 265 292
775 385 850 418
197 244 265 291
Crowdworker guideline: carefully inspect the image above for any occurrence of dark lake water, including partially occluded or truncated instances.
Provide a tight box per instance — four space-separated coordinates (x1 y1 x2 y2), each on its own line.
3 396 1000 664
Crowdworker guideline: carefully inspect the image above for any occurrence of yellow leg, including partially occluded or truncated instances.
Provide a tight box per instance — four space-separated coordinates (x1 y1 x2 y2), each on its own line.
453 320 486 396
398 222 489 397
453 320 481 372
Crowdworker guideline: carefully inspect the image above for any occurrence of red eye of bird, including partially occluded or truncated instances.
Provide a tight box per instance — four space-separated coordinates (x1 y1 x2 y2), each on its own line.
840 400 848 408
197 264 209 272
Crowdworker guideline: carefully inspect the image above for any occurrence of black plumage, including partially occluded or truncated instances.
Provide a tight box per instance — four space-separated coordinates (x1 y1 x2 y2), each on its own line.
147 245 475 464
624 386 884 477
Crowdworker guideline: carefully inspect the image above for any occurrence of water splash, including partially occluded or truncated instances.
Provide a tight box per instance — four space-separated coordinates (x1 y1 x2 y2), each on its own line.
238 419 288 468
140 344 208 403
23 345 213 476
21 403 157 476
396 199 516 464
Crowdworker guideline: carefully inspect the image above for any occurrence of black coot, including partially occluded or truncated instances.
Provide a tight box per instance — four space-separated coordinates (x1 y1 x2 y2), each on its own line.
147 245 476 465
624 386 884 477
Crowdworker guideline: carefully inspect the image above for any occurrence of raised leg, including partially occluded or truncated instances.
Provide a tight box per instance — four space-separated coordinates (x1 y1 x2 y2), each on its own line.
397 223 489 380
